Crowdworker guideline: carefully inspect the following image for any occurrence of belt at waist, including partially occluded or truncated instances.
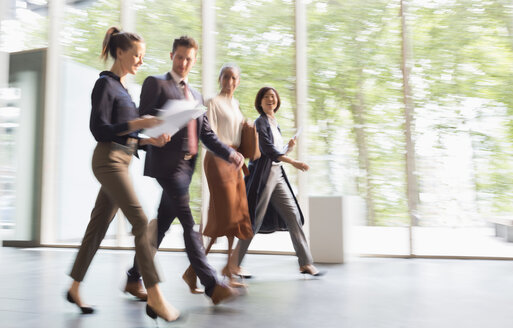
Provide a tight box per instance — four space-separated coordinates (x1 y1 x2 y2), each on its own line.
112 137 138 155
111 136 138 147
124 137 138 147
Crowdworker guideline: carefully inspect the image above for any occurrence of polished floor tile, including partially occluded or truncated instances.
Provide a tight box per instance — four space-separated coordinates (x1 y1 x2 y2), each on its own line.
0 247 512 328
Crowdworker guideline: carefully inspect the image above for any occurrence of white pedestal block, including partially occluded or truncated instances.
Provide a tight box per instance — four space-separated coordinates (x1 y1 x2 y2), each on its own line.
309 195 364 263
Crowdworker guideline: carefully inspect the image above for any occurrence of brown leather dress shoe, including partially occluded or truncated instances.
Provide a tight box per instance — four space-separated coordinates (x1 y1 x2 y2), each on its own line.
124 280 148 301
210 284 238 305
182 266 205 294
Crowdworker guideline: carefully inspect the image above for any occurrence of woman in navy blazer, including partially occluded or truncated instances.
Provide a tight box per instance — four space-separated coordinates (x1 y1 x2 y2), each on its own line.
231 86 324 278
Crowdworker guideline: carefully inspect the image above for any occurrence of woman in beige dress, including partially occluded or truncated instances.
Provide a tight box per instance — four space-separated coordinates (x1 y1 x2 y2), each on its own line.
183 63 253 287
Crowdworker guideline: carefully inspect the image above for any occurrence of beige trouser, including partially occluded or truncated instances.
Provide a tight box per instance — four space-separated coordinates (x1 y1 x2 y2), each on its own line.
70 142 160 287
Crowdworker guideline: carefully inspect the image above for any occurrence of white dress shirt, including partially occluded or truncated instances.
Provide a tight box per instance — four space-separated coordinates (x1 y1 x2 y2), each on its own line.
170 70 192 99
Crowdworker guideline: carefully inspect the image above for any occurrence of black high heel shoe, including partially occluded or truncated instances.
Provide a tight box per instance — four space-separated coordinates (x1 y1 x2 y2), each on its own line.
299 265 326 277
234 267 253 279
146 304 157 320
146 304 180 322
300 269 326 277
66 291 94 314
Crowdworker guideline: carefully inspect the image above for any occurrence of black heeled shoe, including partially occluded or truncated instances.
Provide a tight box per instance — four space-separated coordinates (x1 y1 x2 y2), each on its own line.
237 273 253 279
66 291 94 314
300 270 326 277
299 266 326 277
146 304 180 322
235 267 253 279
146 304 157 319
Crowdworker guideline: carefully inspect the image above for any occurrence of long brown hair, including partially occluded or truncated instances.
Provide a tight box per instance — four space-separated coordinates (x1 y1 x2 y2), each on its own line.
100 27 144 62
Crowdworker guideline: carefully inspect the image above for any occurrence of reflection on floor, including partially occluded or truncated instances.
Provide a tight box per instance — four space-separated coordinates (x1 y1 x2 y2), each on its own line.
41 225 513 258
1 247 512 328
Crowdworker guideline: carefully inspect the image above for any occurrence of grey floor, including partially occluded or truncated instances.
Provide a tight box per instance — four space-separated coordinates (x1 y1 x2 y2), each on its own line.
1 247 513 328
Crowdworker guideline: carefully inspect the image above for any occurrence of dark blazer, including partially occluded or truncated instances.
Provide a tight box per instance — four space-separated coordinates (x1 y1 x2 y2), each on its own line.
139 72 233 179
245 114 304 234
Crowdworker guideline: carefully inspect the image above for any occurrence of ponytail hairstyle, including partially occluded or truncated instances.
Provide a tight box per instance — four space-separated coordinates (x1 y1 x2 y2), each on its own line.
100 26 144 62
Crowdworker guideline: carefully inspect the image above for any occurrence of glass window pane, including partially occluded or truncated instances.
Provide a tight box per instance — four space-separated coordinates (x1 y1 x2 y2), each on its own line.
54 0 121 245
1 1 48 243
307 0 410 255
1 1 48 53
409 0 513 257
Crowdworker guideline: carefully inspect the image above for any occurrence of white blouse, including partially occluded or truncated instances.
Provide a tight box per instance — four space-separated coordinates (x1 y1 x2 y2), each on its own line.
267 114 284 166
267 114 284 150
206 94 244 147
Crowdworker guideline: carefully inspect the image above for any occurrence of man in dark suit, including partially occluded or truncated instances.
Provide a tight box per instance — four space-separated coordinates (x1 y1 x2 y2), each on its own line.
124 36 243 305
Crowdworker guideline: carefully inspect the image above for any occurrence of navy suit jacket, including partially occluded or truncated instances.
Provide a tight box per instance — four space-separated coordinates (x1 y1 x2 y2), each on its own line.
139 72 233 179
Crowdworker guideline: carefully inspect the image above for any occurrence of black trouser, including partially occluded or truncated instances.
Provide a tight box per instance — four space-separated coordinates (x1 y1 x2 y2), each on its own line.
128 164 218 297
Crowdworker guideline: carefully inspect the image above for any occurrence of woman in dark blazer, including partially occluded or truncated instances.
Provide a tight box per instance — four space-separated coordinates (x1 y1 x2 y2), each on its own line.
231 86 323 277
66 26 178 322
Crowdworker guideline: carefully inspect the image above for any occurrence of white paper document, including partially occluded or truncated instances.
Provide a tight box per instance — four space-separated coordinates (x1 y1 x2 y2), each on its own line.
282 127 303 153
143 99 206 138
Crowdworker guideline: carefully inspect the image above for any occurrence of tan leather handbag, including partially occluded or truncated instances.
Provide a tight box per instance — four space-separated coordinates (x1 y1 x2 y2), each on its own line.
238 121 261 161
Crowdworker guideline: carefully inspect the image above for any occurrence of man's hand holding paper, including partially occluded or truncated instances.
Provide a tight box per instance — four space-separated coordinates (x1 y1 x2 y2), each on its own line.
143 99 206 138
